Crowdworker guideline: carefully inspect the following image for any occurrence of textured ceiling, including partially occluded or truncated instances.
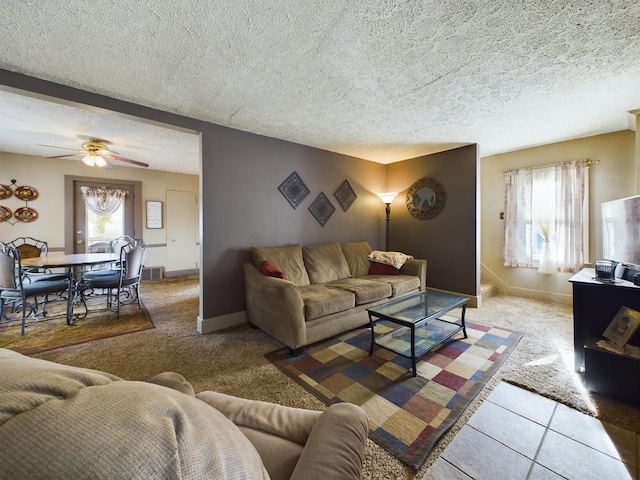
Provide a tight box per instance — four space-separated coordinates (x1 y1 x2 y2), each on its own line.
1 1 639 174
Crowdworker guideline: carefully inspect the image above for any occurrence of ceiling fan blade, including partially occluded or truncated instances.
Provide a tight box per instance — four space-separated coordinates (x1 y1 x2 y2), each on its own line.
37 144 79 151
46 153 82 159
102 157 115 170
109 155 150 168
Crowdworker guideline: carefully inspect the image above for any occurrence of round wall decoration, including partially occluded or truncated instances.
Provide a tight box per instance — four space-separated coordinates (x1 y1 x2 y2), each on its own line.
14 206 38 223
406 177 446 220
0 184 12 200
14 185 39 201
0 205 11 222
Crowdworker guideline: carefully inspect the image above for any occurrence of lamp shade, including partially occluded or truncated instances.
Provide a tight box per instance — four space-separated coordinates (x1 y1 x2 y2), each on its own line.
94 155 107 167
82 155 95 166
377 192 398 204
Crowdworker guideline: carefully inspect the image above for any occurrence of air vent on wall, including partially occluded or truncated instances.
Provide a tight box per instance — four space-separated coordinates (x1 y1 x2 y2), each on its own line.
141 266 164 281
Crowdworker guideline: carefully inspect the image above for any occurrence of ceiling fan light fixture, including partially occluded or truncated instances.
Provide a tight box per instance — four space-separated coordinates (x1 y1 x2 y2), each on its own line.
82 155 95 166
94 155 107 167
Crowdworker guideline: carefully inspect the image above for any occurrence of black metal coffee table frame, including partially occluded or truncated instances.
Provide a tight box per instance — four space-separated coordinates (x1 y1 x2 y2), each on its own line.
367 290 468 376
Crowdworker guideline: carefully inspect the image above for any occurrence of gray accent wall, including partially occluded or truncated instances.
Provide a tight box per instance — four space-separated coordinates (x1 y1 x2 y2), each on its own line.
202 122 386 316
386 145 480 296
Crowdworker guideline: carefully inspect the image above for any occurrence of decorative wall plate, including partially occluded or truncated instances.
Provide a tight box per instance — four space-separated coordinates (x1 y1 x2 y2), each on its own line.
406 177 446 220
278 171 311 209
308 192 335 226
0 205 11 222
0 184 12 200
14 206 38 222
334 180 357 212
14 185 39 201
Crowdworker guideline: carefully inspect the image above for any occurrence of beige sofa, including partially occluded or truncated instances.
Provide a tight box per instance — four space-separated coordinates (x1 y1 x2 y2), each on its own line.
244 241 427 355
0 348 368 480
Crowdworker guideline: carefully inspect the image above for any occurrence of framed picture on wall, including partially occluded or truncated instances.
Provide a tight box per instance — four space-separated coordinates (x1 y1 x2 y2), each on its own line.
146 200 163 229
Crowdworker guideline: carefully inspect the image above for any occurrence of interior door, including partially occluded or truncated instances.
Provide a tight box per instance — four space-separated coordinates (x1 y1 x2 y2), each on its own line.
166 189 197 272
73 180 136 253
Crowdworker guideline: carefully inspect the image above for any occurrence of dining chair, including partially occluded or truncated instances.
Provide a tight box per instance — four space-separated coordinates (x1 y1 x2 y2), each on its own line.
109 235 134 253
8 236 67 279
8 237 68 316
8 236 47 259
84 235 134 276
81 239 147 318
0 242 70 335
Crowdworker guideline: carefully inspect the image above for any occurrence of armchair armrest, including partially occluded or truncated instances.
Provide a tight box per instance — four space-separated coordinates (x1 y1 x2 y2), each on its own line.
196 391 369 480
290 403 369 480
400 258 427 290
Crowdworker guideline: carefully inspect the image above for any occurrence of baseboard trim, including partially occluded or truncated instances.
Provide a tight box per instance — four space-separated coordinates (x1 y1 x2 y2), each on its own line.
426 287 482 308
198 311 247 334
165 268 199 278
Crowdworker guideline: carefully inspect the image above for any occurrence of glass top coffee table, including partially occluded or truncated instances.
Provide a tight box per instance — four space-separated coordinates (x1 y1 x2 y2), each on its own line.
367 290 468 376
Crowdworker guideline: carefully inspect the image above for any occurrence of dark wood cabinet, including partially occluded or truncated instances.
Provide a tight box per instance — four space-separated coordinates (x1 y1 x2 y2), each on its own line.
570 268 640 405
584 338 640 405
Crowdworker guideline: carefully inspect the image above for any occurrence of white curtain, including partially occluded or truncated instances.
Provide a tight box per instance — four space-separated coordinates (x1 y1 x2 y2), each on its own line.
554 161 587 272
81 187 127 216
503 160 587 273
503 168 534 268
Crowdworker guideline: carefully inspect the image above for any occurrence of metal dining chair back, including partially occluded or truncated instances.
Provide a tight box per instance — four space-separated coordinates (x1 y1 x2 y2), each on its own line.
7 237 67 284
8 236 48 259
121 239 146 285
0 242 70 335
81 239 147 318
109 235 134 253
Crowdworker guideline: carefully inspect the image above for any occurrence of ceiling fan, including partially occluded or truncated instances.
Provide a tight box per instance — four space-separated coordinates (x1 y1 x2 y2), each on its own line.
40 138 150 169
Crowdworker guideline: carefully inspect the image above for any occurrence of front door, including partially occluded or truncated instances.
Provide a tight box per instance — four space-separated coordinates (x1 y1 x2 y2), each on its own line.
73 180 136 253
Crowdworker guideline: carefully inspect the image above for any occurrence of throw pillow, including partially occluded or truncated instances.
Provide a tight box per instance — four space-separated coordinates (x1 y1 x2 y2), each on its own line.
262 260 288 280
368 261 400 275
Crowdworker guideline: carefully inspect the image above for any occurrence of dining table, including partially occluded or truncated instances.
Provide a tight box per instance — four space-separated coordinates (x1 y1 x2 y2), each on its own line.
22 252 119 325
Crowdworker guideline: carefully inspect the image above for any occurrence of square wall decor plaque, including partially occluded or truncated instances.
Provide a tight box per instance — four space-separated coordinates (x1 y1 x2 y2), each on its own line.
308 192 335 227
278 171 311 209
334 179 357 212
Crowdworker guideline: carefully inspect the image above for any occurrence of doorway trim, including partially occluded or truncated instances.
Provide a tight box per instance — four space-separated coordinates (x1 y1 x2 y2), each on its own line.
64 175 142 254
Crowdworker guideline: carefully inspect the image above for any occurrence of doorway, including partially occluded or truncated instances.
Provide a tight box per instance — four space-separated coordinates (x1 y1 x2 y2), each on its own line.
166 189 198 272
65 176 142 254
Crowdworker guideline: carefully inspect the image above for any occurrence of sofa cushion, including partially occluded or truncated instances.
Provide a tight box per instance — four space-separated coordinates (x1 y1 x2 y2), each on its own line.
0 348 269 480
251 243 310 286
327 278 392 305
368 261 400 275
340 241 372 278
299 285 355 320
361 274 421 297
302 242 351 284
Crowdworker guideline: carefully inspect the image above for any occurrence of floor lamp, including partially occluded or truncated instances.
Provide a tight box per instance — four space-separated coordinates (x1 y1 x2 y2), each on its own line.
377 192 398 251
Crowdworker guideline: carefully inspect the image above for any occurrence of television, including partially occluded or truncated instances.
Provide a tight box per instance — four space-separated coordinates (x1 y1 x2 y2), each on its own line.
601 194 640 269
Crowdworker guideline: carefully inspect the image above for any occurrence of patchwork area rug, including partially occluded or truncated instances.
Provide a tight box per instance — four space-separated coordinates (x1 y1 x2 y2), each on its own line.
266 320 523 470
0 296 154 355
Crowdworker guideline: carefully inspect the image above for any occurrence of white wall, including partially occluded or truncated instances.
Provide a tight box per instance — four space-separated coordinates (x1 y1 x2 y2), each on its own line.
0 152 199 274
480 130 636 304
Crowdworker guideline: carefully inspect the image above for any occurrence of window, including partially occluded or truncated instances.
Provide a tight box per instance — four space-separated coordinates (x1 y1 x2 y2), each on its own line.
503 160 589 273
86 203 125 248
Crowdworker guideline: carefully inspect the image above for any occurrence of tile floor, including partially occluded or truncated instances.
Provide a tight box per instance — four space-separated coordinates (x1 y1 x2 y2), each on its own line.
423 381 638 479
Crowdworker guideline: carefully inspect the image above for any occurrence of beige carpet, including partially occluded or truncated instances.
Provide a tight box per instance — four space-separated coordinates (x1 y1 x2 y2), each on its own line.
30 276 640 480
